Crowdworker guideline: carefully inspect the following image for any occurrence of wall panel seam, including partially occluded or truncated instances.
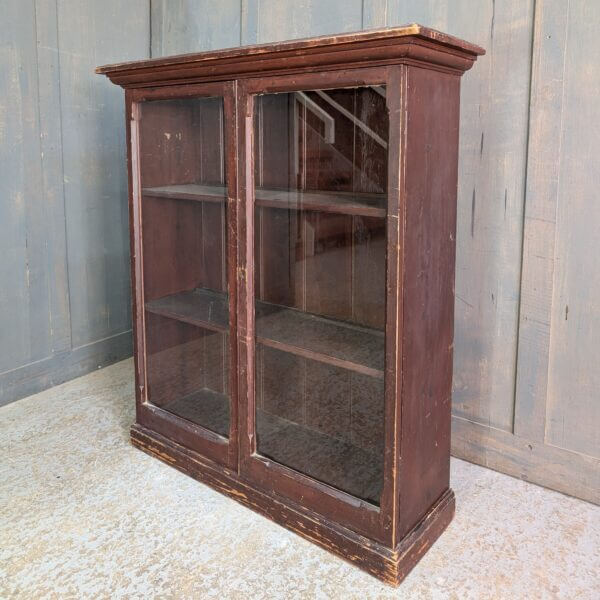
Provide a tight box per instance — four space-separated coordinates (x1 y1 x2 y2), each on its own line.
149 0 153 58
513 0 569 442
511 0 538 435
541 0 570 443
52 0 73 351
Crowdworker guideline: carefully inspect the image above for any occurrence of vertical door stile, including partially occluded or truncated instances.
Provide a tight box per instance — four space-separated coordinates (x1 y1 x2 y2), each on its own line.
381 65 407 547
237 82 255 470
225 81 240 469
127 94 148 425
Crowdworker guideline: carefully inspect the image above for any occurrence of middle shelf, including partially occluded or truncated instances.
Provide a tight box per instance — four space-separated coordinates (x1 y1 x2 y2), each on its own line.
142 183 387 218
145 287 384 379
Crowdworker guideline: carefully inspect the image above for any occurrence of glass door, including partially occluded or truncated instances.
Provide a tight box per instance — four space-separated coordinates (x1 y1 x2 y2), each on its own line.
132 82 237 468
239 69 396 542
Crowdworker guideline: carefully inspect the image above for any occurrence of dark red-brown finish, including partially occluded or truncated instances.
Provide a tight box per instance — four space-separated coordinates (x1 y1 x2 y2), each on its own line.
240 70 389 541
99 25 483 586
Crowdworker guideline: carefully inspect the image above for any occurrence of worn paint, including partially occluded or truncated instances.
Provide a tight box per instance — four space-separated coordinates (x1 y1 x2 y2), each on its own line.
513 0 570 442
1 0 598 503
0 0 147 406
0 1 47 372
151 0 241 55
544 0 600 459
131 0 600 504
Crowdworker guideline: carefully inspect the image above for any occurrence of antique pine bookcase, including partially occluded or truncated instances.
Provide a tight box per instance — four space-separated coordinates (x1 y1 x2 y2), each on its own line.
97 25 483 585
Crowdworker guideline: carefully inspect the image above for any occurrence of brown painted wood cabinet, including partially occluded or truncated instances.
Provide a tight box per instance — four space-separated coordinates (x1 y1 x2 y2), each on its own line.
97 25 483 585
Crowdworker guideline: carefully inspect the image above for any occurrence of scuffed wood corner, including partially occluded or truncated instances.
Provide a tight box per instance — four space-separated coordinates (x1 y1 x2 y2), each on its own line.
130 424 455 586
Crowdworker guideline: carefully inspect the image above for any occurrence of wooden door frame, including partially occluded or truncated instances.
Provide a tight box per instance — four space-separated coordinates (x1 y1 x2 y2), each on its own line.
126 81 239 470
235 66 403 545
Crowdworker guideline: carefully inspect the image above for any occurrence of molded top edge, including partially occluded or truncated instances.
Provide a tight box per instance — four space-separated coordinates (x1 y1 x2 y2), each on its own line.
96 24 485 75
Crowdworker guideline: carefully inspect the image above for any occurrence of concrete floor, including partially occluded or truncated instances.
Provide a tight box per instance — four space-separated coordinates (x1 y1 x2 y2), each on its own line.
1 359 598 599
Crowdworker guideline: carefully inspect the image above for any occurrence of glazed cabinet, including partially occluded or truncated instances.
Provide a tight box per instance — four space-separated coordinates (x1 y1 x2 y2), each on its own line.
97 25 483 585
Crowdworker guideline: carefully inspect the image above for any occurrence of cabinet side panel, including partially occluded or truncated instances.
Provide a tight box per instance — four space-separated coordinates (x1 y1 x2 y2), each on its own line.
398 67 460 538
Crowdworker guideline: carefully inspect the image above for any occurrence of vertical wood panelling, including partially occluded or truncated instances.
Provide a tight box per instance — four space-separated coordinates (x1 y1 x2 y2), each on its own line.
35 0 71 355
0 0 50 372
151 0 241 56
399 1 534 433
57 0 147 347
544 1 600 459
387 0 447 30
362 0 388 28
241 0 260 45
514 0 569 442
0 0 147 406
255 0 363 42
371 1 535 433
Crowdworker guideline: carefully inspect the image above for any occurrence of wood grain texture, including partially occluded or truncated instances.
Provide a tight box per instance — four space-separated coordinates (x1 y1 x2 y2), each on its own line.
241 0 259 45
2 0 596 531
339 2 535 436
362 0 389 29
363 1 530 433
35 0 71 356
397 66 460 538
131 423 456 586
452 416 600 505
96 25 483 86
143 183 386 216
255 0 363 43
58 0 147 347
543 1 600 460
0 0 50 373
103 16 483 582
151 0 241 56
142 287 384 377
1 1 147 406
513 0 569 442
442 1 534 434
145 288 229 332
257 303 385 378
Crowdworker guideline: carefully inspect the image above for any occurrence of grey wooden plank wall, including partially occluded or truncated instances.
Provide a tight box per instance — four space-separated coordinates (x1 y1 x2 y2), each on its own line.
1 0 598 504
0 0 148 404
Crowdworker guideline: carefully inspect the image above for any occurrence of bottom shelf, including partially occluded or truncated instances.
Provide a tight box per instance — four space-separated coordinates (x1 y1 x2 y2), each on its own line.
159 388 230 438
257 410 383 505
156 388 383 504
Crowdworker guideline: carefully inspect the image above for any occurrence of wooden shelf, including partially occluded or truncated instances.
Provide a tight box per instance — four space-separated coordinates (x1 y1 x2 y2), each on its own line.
255 187 386 218
256 301 384 379
156 387 382 503
161 388 230 438
145 288 229 332
145 288 384 378
143 183 226 203
257 409 382 505
142 183 386 218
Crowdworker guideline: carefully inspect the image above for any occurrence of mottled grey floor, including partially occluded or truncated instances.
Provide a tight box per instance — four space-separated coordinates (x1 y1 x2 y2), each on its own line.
1 359 598 599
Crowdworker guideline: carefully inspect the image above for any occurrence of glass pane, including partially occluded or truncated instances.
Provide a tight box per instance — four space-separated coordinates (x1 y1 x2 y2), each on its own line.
139 96 230 437
253 87 388 505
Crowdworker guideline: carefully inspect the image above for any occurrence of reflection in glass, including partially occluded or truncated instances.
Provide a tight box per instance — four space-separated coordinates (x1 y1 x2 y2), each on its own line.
138 96 230 437
253 87 388 504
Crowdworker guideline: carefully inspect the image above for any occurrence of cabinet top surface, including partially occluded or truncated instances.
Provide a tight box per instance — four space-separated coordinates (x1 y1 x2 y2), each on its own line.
96 24 484 86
